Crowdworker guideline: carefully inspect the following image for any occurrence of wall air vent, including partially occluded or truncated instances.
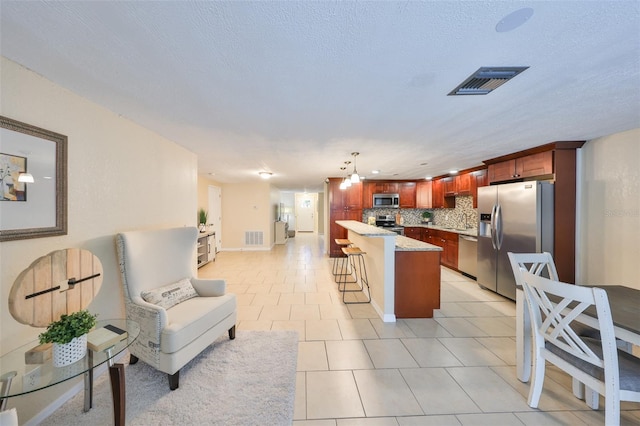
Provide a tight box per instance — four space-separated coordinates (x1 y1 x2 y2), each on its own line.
245 231 264 246
448 66 529 96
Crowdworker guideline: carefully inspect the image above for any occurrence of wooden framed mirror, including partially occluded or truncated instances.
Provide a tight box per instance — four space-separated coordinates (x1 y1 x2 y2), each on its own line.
0 116 67 241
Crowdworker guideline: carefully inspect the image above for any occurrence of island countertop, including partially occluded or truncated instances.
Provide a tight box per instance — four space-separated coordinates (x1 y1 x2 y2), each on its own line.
335 220 442 252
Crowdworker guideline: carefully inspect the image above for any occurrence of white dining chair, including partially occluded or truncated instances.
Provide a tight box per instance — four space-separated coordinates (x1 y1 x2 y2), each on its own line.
519 269 640 426
508 252 560 382
508 251 601 405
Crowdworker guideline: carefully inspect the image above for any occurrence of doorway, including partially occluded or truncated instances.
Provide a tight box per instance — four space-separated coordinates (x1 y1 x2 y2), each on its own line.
295 193 317 232
208 185 222 252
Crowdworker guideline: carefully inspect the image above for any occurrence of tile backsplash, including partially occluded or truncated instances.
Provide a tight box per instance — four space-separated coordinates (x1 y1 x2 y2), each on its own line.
363 195 477 229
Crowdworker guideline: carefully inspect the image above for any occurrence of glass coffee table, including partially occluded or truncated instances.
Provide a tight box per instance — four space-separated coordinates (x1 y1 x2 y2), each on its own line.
1 319 139 425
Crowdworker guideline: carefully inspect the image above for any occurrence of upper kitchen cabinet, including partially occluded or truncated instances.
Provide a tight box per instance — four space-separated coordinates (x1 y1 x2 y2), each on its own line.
431 179 455 208
329 178 363 210
456 173 472 195
362 181 375 209
443 173 471 197
470 169 488 208
488 151 553 183
398 182 416 208
416 181 432 208
373 182 400 194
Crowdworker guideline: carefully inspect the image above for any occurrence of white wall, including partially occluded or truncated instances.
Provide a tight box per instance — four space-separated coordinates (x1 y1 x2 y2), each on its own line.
578 128 639 289
0 57 197 422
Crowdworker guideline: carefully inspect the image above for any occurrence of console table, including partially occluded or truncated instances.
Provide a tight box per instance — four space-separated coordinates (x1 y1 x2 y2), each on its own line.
0 319 139 425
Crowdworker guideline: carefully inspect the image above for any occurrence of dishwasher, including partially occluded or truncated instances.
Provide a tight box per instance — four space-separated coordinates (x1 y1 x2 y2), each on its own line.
458 235 478 278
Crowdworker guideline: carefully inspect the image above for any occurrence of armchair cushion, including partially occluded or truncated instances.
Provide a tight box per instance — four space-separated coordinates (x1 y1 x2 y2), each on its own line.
141 277 198 309
160 293 236 353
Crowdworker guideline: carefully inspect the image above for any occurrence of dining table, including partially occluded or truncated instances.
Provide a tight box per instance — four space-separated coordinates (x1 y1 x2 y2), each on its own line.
516 284 640 383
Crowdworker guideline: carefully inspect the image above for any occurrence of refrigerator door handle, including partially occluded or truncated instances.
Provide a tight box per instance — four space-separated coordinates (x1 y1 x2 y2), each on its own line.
490 204 498 250
495 203 504 250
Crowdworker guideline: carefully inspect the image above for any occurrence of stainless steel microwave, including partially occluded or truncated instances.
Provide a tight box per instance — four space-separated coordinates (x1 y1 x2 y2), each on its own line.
373 193 400 208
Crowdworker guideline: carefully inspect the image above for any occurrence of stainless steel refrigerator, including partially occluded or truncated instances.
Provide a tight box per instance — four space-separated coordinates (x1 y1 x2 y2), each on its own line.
476 181 554 300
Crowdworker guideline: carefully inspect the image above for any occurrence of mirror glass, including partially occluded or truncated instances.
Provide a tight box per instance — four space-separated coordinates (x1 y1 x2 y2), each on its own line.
0 116 67 241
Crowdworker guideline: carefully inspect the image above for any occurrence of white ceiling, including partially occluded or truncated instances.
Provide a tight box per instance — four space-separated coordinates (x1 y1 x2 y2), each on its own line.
1 1 639 192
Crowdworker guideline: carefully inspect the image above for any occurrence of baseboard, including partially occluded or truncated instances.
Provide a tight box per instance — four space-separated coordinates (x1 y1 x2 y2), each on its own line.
23 350 128 426
222 247 272 252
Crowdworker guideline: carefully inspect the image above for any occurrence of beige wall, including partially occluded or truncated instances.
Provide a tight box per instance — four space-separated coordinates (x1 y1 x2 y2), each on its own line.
219 181 278 250
578 128 639 289
197 174 223 218
0 57 197 421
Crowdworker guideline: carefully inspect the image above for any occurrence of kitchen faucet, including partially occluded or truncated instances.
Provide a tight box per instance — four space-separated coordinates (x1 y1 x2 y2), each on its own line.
461 213 469 229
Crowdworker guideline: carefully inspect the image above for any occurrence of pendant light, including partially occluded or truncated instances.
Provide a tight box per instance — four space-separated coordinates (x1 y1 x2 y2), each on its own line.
343 161 352 188
339 167 347 190
350 152 360 183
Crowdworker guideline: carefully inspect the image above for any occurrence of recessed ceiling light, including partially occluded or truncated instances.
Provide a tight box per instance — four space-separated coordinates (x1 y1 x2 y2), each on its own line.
371 170 380 174
258 171 273 179
449 170 459 175
425 176 433 181
496 7 534 33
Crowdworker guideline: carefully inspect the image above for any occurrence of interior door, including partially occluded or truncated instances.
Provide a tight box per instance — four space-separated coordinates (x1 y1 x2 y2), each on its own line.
208 185 222 252
295 193 316 232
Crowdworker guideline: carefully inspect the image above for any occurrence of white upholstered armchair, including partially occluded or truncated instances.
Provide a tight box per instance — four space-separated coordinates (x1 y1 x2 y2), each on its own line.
116 227 237 390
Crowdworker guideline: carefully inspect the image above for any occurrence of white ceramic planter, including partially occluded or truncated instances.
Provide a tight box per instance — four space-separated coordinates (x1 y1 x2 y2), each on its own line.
52 334 88 367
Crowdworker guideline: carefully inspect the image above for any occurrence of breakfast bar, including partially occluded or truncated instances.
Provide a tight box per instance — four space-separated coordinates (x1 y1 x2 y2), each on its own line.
335 220 442 322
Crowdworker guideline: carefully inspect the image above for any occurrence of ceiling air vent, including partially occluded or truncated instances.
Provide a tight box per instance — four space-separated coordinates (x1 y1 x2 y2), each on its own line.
448 66 529 96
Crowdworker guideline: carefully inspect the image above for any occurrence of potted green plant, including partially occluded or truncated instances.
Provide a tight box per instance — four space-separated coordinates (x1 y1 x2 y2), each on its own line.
198 208 208 232
39 309 97 367
422 211 432 223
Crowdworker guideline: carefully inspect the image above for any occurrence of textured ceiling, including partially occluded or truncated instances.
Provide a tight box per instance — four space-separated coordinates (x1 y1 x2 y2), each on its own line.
1 1 639 192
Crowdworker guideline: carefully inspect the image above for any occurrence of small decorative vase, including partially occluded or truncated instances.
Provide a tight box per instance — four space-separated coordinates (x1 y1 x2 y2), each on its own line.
199 223 206 232
52 334 88 367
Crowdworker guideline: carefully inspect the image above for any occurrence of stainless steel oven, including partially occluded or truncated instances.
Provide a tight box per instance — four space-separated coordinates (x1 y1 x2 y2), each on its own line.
375 214 404 235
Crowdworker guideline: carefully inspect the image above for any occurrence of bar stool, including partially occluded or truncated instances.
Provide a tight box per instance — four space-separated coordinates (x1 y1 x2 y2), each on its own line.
333 239 356 283
338 246 371 304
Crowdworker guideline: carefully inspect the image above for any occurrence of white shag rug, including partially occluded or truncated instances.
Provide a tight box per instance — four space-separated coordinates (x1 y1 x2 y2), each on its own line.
41 330 299 425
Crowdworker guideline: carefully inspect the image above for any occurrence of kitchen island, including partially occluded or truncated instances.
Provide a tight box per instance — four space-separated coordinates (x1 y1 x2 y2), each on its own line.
336 220 443 322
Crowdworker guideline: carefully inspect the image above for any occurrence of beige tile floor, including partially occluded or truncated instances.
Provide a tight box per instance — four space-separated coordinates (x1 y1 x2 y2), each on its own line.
199 232 640 425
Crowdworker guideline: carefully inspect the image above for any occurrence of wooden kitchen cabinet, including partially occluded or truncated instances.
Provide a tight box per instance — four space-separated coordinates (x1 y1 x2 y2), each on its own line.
470 168 488 208
395 250 441 318
328 178 363 257
374 182 400 194
443 173 471 197
329 209 362 256
416 181 432 208
423 228 458 270
431 179 455 208
423 228 439 247
399 182 416 208
404 226 422 240
362 182 375 208
345 182 363 209
456 173 472 195
441 235 459 270
488 151 553 183
442 176 456 197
